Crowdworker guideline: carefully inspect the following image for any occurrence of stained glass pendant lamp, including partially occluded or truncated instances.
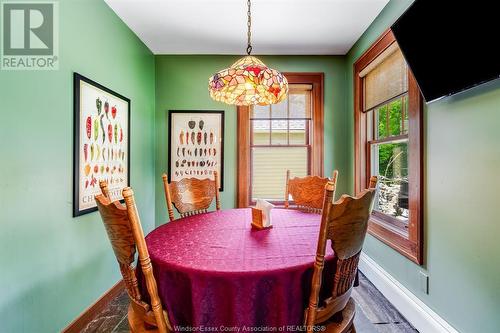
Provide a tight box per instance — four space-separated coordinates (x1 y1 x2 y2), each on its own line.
208 0 288 106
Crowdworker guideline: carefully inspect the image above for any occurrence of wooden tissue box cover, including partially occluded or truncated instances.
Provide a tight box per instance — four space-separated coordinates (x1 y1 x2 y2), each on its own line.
251 208 272 230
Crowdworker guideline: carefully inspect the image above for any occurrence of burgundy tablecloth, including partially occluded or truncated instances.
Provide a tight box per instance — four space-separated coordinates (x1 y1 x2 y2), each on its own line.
143 208 334 330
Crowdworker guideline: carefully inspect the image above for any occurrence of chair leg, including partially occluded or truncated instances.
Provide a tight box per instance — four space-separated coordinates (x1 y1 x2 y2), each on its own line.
128 304 159 333
128 304 169 333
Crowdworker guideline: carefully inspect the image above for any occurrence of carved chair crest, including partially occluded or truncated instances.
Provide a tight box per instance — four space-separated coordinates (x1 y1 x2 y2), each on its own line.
162 171 221 221
285 170 338 214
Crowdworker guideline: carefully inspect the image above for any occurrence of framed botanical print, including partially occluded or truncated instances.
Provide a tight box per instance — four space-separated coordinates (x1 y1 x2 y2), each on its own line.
73 73 130 217
168 110 224 191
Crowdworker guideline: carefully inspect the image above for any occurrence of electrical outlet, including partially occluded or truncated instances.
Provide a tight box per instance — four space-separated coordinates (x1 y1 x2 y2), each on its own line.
419 271 429 294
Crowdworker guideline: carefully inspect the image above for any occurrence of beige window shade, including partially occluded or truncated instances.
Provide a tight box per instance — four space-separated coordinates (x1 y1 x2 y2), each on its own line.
252 147 308 200
363 47 408 111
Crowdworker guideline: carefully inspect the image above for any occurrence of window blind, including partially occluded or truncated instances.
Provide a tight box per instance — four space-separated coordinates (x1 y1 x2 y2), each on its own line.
362 46 408 111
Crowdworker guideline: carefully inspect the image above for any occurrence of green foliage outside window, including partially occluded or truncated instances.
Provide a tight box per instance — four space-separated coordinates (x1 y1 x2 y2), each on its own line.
376 98 408 181
377 142 408 180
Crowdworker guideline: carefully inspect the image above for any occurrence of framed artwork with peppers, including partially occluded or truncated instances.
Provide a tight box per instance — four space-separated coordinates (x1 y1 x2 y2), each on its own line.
168 110 224 191
73 73 131 217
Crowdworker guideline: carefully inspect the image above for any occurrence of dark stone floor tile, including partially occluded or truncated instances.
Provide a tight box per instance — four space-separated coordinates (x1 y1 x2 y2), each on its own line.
81 291 129 333
112 316 130 333
373 323 418 333
81 315 123 333
352 274 410 326
353 304 378 333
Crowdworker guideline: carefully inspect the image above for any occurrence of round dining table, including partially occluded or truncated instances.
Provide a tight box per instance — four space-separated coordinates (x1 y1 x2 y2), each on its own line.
144 208 334 330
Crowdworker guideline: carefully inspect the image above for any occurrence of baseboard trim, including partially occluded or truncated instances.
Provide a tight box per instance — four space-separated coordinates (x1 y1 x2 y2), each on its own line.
358 253 458 333
61 280 124 333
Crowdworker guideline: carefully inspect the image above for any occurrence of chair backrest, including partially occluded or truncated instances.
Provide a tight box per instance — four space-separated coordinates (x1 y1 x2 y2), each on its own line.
95 182 169 333
285 170 338 214
304 176 378 327
162 171 221 221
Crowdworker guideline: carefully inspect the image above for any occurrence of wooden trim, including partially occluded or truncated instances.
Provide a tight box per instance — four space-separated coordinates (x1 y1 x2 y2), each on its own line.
406 71 424 263
354 29 423 265
283 72 324 177
62 280 124 333
237 73 324 207
368 134 408 145
237 106 251 208
368 217 418 263
354 29 396 77
372 210 408 232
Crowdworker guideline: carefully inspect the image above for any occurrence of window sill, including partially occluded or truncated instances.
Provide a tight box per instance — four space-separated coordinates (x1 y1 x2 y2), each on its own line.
367 214 420 264
371 211 408 236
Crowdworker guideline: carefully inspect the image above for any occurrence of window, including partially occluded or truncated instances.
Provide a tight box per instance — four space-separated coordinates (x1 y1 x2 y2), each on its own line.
237 73 324 207
251 85 312 201
354 30 423 264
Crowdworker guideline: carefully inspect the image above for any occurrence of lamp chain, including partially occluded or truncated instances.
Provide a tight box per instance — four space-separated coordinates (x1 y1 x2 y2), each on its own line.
246 0 252 55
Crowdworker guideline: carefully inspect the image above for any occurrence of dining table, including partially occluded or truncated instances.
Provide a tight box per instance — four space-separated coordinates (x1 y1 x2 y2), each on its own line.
142 208 336 331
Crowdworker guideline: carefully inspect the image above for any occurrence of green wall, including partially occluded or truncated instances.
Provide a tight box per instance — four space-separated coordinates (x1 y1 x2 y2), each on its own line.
0 0 155 332
154 55 348 226
346 1 500 332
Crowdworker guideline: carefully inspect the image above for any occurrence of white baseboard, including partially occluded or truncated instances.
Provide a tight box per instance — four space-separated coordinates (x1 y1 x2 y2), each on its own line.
358 253 459 333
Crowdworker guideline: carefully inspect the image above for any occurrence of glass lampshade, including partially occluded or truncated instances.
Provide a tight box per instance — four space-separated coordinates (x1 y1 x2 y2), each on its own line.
208 56 288 106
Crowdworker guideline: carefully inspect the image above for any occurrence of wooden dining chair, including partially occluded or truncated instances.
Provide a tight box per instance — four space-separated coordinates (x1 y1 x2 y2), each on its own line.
162 171 221 221
96 181 171 333
304 176 378 333
285 170 339 214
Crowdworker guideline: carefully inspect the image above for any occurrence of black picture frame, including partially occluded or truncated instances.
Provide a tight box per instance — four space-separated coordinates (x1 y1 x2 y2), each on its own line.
167 110 225 191
73 72 131 217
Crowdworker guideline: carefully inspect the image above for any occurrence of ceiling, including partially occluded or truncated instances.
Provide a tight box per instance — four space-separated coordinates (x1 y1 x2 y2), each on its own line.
104 0 389 55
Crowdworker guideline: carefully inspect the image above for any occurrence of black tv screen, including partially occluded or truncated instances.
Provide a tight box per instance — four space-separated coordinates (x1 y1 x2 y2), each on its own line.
391 1 500 103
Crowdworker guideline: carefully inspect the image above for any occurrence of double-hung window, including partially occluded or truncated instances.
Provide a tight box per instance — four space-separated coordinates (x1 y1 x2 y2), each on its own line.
251 85 312 202
354 30 423 264
237 73 324 207
364 45 409 229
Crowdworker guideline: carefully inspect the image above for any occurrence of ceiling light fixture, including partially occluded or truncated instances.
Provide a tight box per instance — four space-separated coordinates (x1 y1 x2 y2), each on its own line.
208 0 288 106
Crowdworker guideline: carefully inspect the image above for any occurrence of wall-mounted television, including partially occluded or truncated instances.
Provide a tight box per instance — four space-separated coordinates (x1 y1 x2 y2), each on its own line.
391 1 500 103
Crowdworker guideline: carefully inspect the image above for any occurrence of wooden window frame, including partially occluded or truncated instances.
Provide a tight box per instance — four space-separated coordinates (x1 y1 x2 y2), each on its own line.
237 73 324 208
354 30 423 265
